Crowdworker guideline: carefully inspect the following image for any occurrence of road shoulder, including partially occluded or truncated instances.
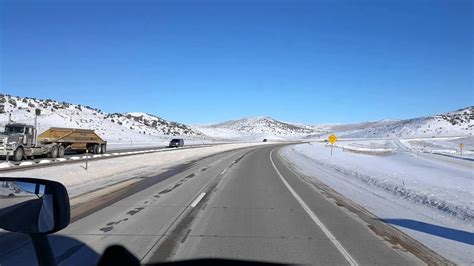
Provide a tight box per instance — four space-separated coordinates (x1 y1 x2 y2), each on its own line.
275 147 451 265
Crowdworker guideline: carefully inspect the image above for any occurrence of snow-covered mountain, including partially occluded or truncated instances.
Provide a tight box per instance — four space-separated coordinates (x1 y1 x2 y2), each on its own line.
195 117 322 140
327 107 473 138
0 94 203 144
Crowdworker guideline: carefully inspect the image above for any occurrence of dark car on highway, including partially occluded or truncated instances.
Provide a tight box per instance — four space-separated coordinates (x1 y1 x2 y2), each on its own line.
168 138 184 148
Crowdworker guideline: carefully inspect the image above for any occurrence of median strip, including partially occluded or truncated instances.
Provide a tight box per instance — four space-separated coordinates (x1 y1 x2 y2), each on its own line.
0 144 227 173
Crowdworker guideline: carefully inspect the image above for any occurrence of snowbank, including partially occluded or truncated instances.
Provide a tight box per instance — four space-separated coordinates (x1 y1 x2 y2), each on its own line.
0 162 13 169
332 139 397 155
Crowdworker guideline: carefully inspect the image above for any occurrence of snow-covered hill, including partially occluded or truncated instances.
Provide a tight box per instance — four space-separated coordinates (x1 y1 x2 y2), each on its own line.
106 112 201 136
195 108 473 141
1 94 471 143
327 107 473 138
0 95 204 145
195 117 322 141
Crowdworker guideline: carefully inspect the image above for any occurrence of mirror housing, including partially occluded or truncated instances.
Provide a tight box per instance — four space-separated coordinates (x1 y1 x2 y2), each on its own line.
0 178 70 234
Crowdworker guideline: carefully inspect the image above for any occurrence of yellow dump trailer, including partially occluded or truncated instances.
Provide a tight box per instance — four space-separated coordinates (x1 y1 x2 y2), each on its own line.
38 127 107 154
0 124 107 161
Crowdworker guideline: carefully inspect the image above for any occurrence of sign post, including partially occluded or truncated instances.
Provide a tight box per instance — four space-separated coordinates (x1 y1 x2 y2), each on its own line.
460 143 464 157
328 134 337 156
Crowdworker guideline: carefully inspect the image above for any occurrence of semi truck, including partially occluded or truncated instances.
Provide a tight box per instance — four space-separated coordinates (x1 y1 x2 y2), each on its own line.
0 123 107 161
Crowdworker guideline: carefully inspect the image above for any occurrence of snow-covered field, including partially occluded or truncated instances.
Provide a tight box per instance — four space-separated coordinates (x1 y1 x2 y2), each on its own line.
401 136 474 158
330 139 397 155
326 136 474 158
281 142 473 264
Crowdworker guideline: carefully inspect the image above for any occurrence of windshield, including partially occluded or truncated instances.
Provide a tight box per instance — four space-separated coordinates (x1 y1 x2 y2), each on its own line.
5 126 24 134
0 0 472 265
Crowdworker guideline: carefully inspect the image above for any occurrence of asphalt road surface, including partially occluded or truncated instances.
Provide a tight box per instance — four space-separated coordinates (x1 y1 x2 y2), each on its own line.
0 144 423 265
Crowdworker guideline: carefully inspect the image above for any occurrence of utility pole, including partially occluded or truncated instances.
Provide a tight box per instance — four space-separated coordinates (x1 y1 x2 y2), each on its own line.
34 109 41 146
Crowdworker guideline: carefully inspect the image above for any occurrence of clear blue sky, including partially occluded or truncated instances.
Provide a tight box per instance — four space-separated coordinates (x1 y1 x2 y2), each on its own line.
1 0 472 124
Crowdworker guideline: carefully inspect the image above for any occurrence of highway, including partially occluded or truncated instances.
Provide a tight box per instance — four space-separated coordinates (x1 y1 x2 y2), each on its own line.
0 144 429 265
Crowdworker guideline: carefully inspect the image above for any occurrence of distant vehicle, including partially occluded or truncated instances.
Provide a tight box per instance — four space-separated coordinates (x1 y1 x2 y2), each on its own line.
169 138 184 148
0 123 107 161
263 139 268 142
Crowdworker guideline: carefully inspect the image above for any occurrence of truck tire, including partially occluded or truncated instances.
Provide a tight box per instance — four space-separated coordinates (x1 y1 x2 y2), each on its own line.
13 147 24 161
49 145 58 159
100 144 107 154
58 145 65 158
93 144 100 154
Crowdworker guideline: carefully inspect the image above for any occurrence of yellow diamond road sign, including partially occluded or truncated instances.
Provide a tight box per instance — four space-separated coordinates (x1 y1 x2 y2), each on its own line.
328 134 337 144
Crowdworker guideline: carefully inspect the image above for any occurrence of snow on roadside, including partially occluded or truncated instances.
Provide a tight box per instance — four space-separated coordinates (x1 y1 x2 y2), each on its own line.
332 139 397 155
0 143 272 198
0 162 13 169
401 136 474 158
280 142 474 264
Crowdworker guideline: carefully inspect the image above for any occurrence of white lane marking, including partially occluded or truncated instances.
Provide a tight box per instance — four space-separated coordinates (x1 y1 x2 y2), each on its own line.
269 149 358 266
190 192 206 208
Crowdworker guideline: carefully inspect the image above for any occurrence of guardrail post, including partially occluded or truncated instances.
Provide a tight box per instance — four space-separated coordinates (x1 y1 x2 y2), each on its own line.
82 150 88 171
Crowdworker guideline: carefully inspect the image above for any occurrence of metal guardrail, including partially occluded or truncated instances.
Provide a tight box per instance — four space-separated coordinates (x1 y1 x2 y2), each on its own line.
0 143 227 173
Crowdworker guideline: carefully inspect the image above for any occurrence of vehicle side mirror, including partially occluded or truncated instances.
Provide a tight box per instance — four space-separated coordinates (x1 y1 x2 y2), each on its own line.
0 178 70 234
